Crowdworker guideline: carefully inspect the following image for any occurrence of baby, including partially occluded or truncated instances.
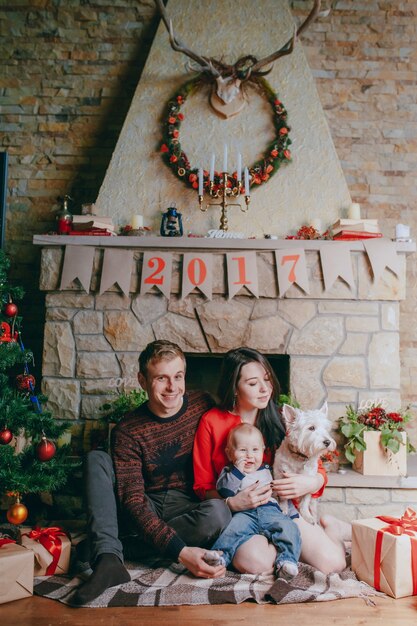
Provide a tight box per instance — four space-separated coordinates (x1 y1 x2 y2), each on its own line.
204 423 301 581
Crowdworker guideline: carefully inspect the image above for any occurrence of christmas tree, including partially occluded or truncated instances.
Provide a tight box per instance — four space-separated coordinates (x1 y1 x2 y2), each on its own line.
0 250 72 525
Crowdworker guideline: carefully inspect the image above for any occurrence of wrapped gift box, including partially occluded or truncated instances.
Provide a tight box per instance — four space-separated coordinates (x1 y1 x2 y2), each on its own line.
0 541 34 604
353 431 407 476
352 509 417 598
20 527 71 576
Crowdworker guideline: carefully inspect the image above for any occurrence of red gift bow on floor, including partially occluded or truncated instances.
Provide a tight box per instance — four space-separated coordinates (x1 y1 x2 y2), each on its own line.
374 508 417 594
0 538 16 547
23 527 68 575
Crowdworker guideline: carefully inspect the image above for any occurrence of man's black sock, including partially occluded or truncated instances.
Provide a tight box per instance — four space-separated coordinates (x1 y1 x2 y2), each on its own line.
71 553 130 606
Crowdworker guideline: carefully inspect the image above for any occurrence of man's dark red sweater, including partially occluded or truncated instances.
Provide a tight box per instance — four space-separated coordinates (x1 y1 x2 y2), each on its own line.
111 390 213 560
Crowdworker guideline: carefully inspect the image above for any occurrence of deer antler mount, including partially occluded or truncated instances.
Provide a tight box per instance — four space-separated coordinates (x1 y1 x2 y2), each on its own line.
154 0 323 119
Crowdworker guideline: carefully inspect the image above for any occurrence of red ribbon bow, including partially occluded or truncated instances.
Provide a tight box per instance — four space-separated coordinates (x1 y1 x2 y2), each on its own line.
374 508 417 594
0 538 16 547
23 526 68 575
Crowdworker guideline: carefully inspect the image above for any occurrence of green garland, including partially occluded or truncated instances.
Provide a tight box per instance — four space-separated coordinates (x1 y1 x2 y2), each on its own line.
160 77 292 193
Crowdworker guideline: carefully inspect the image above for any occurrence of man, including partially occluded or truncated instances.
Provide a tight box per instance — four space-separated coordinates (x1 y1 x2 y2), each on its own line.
73 340 231 605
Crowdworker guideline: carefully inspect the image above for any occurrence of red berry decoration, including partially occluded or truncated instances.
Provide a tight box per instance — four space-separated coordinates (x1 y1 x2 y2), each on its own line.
36 436 56 462
4 302 18 317
16 373 36 391
0 427 13 445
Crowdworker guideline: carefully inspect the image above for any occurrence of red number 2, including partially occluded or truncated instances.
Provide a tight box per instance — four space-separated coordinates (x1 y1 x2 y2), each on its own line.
144 256 166 285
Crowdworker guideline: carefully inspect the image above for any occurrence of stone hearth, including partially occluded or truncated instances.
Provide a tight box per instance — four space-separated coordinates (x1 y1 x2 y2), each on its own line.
35 236 412 438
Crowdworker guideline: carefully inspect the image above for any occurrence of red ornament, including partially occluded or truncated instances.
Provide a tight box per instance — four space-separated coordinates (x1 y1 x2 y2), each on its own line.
16 373 36 391
0 427 13 445
4 302 18 317
36 437 56 462
0 321 18 343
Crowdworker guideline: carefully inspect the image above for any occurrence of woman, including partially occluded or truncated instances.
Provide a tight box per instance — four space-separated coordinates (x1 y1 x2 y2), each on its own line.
193 347 350 575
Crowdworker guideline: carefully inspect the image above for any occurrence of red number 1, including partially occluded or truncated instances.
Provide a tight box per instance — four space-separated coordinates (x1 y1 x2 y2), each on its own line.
232 256 252 285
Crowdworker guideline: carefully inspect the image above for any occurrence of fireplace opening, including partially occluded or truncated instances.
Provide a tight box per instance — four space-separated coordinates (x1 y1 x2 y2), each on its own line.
185 353 290 402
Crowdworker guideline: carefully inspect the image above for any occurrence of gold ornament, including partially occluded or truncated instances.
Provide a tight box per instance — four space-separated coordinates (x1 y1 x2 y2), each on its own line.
7 498 28 525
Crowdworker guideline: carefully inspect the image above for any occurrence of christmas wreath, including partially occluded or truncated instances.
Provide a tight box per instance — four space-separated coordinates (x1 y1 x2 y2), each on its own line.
159 77 292 193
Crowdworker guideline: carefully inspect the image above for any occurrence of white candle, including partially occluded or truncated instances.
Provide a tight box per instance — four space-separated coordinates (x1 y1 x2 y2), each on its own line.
131 214 144 229
311 219 322 233
348 203 361 220
223 144 228 172
209 153 215 181
198 168 204 195
237 152 242 181
244 167 250 196
396 223 410 239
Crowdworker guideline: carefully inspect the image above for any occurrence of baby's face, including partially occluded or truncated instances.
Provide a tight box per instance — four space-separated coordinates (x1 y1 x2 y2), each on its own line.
229 431 264 473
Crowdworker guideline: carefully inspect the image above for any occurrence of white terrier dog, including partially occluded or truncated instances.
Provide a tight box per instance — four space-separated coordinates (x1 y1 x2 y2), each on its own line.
273 402 336 524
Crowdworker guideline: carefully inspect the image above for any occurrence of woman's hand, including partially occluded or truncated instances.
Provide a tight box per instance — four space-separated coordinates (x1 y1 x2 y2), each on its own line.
271 472 324 500
228 481 272 512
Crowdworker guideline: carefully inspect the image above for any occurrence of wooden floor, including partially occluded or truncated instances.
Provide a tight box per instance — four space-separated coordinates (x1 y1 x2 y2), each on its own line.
2 594 417 626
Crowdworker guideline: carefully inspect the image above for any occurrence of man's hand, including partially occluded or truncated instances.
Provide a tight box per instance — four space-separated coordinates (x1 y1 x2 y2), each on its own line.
228 481 272 512
271 472 324 499
178 546 226 578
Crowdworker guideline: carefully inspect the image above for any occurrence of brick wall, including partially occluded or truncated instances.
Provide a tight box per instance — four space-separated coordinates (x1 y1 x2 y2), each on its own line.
1 1 417 434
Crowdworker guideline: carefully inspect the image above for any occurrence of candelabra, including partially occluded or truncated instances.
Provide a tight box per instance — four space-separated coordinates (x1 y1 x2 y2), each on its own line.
199 172 250 232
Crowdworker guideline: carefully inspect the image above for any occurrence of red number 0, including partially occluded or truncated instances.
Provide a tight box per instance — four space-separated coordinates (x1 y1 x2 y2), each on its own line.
280 254 300 283
144 256 166 285
232 256 252 285
187 257 207 286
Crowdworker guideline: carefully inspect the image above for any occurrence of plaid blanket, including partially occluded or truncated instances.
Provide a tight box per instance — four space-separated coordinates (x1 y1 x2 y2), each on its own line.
34 559 381 607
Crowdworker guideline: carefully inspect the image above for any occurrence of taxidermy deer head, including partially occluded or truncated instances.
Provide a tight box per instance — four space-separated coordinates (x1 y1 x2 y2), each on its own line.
154 0 324 118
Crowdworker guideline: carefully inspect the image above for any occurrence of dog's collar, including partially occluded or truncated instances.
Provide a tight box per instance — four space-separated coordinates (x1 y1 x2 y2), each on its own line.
287 443 309 460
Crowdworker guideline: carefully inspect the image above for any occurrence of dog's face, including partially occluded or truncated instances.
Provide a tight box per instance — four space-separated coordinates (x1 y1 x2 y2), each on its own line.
281 402 336 458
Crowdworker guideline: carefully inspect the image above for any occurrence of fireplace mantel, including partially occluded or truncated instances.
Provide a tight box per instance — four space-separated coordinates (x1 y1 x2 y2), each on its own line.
33 234 416 253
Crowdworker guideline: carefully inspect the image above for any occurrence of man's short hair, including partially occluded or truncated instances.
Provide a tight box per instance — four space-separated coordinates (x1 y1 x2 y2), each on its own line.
138 340 186 376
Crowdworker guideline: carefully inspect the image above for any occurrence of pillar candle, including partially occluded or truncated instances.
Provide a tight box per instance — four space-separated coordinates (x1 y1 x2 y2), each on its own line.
311 219 322 233
396 223 410 239
348 203 361 220
131 214 144 229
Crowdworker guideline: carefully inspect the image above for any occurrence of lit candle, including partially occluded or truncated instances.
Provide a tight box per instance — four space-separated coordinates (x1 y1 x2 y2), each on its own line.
223 144 228 172
198 168 203 195
237 153 242 181
347 203 361 220
131 214 144 229
244 167 250 196
209 153 215 181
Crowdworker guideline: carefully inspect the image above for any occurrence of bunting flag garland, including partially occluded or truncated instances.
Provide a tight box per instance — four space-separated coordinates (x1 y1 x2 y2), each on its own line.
140 251 173 299
320 242 355 291
56 241 404 301
181 253 213 300
59 245 95 292
226 252 259 300
363 239 402 283
99 249 134 296
275 248 309 296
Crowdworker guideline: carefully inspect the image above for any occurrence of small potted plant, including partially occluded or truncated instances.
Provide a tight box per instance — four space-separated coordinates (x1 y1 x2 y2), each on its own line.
339 404 415 476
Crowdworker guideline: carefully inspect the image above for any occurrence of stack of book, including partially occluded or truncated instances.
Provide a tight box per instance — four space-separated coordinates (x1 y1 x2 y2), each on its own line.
70 215 116 236
331 219 382 241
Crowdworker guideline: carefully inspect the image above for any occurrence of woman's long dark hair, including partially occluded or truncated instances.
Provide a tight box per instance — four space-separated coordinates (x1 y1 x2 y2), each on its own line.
217 347 285 450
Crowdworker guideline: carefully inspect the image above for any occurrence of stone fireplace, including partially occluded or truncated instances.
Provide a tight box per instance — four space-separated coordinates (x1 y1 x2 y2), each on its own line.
34 236 413 447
